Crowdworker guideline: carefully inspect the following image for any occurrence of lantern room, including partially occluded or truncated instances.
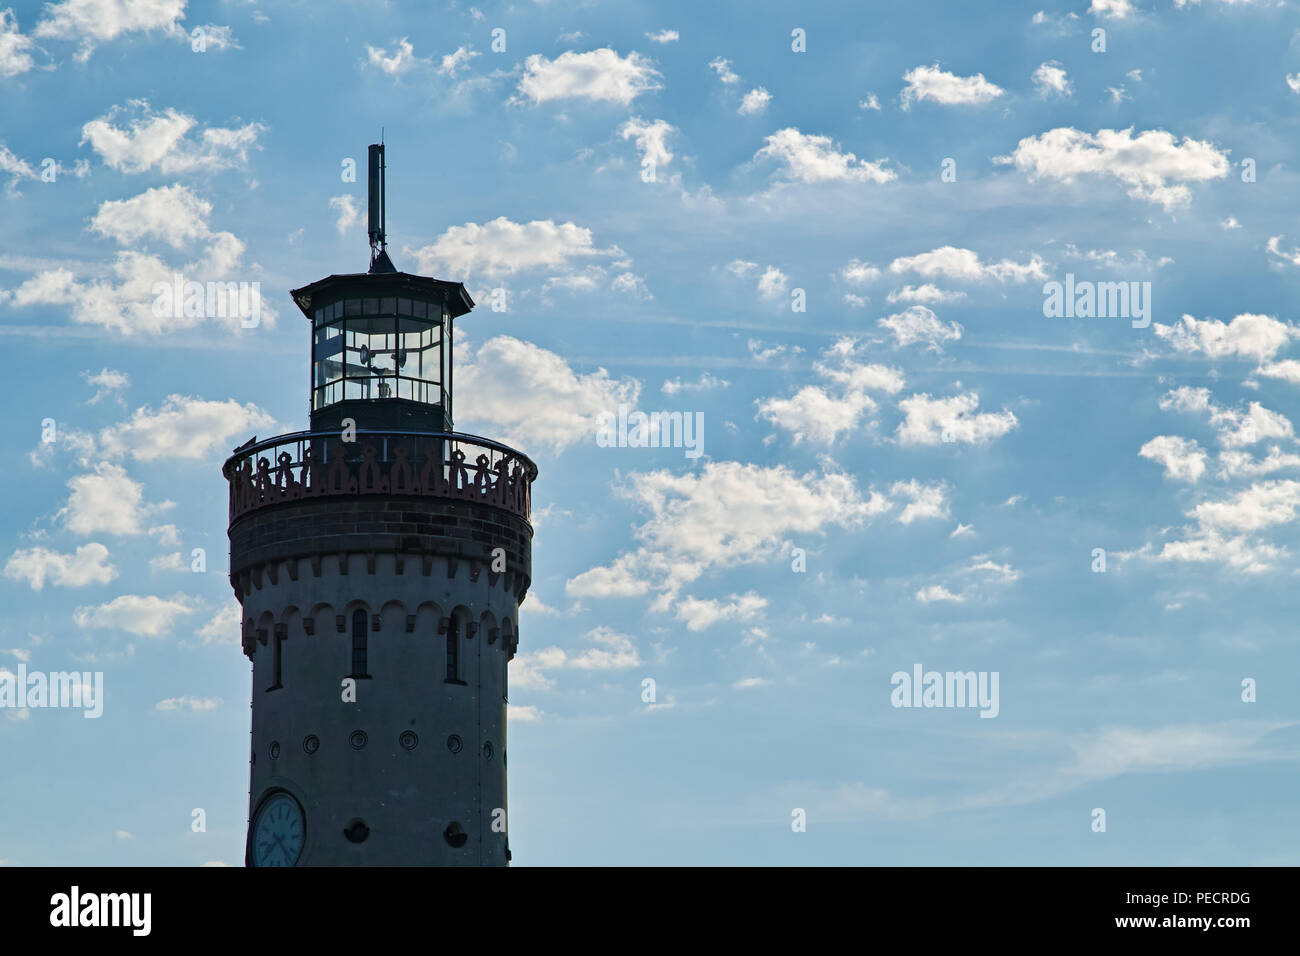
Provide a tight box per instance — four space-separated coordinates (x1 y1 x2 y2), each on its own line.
291 272 474 433
289 142 475 433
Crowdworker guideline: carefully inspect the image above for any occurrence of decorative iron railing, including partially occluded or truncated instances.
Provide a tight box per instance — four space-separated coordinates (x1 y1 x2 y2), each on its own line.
222 429 537 523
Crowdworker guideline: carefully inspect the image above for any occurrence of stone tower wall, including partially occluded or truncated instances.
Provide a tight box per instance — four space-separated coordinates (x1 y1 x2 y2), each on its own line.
230 496 530 866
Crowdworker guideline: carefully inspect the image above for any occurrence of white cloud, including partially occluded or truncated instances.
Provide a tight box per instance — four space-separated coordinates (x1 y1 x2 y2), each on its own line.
329 195 361 236
892 479 952 524
508 704 544 722
900 64 1004 109
364 37 421 75
156 695 221 712
755 128 895 184
757 385 876 444
97 395 275 461
610 271 651 299
738 87 771 115
74 593 195 636
516 49 662 105
1061 244 1173 270
568 627 642 669
1141 476 1300 573
885 284 966 305
561 553 649 600
965 557 1021 583
1032 61 1072 97
1067 721 1292 779
541 269 602 294
150 552 185 572
895 392 1019 446
567 461 926 601
0 145 36 190
859 93 881 111
1090 0 1134 16
995 127 1230 210
1191 480 1300 533
1266 236 1300 267
190 24 237 52
149 524 180 548
662 372 728 395
707 57 740 84
84 368 130 405
81 100 263 175
888 245 1047 283
9 184 273 335
756 719 1295 822
1159 387 1293 448
1153 313 1299 362
916 584 964 603
1216 446 1300 480
60 463 165 536
35 0 185 61
838 259 882 285
0 9 36 77
0 148 90 193
197 602 240 645
619 116 675 169
90 184 216 248
1153 531 1283 574
675 591 768 631
5 543 117 590
756 265 788 300
756 338 904 444
457 336 640 453
645 30 678 44
509 628 641 688
437 44 479 78
409 216 624 283
1255 360 1300 385
733 676 772 689
1287 73 1300 94
1139 435 1208 482
878 305 964 350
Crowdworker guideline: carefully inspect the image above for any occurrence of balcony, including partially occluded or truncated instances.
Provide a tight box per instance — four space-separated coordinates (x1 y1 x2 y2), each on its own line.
222 429 537 524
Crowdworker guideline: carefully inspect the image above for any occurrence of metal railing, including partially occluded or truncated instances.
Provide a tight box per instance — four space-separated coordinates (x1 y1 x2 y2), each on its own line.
222 429 537 523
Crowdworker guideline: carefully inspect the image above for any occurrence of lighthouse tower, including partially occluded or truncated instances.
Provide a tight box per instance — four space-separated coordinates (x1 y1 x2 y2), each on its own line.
222 145 536 866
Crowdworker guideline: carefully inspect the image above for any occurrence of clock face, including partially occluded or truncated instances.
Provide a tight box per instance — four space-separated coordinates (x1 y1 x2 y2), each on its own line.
251 791 305 867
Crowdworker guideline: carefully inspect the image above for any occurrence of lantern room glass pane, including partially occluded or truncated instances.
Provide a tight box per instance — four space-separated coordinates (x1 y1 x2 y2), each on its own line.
312 321 344 410
311 296 448 411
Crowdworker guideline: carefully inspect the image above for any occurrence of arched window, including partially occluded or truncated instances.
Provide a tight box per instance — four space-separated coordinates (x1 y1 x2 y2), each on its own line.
267 624 285 693
445 615 462 684
351 609 369 678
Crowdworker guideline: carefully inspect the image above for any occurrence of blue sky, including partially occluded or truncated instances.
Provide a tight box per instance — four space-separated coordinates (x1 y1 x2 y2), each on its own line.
2 0 1300 866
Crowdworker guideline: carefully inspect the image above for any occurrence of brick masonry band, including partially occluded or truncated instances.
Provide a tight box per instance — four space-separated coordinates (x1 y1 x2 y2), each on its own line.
223 430 536 656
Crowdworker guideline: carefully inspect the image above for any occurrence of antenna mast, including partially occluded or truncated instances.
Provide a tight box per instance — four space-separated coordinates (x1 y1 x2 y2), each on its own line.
367 142 394 273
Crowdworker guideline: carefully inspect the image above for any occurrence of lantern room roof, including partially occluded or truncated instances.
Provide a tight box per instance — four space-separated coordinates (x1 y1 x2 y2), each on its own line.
289 271 476 321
